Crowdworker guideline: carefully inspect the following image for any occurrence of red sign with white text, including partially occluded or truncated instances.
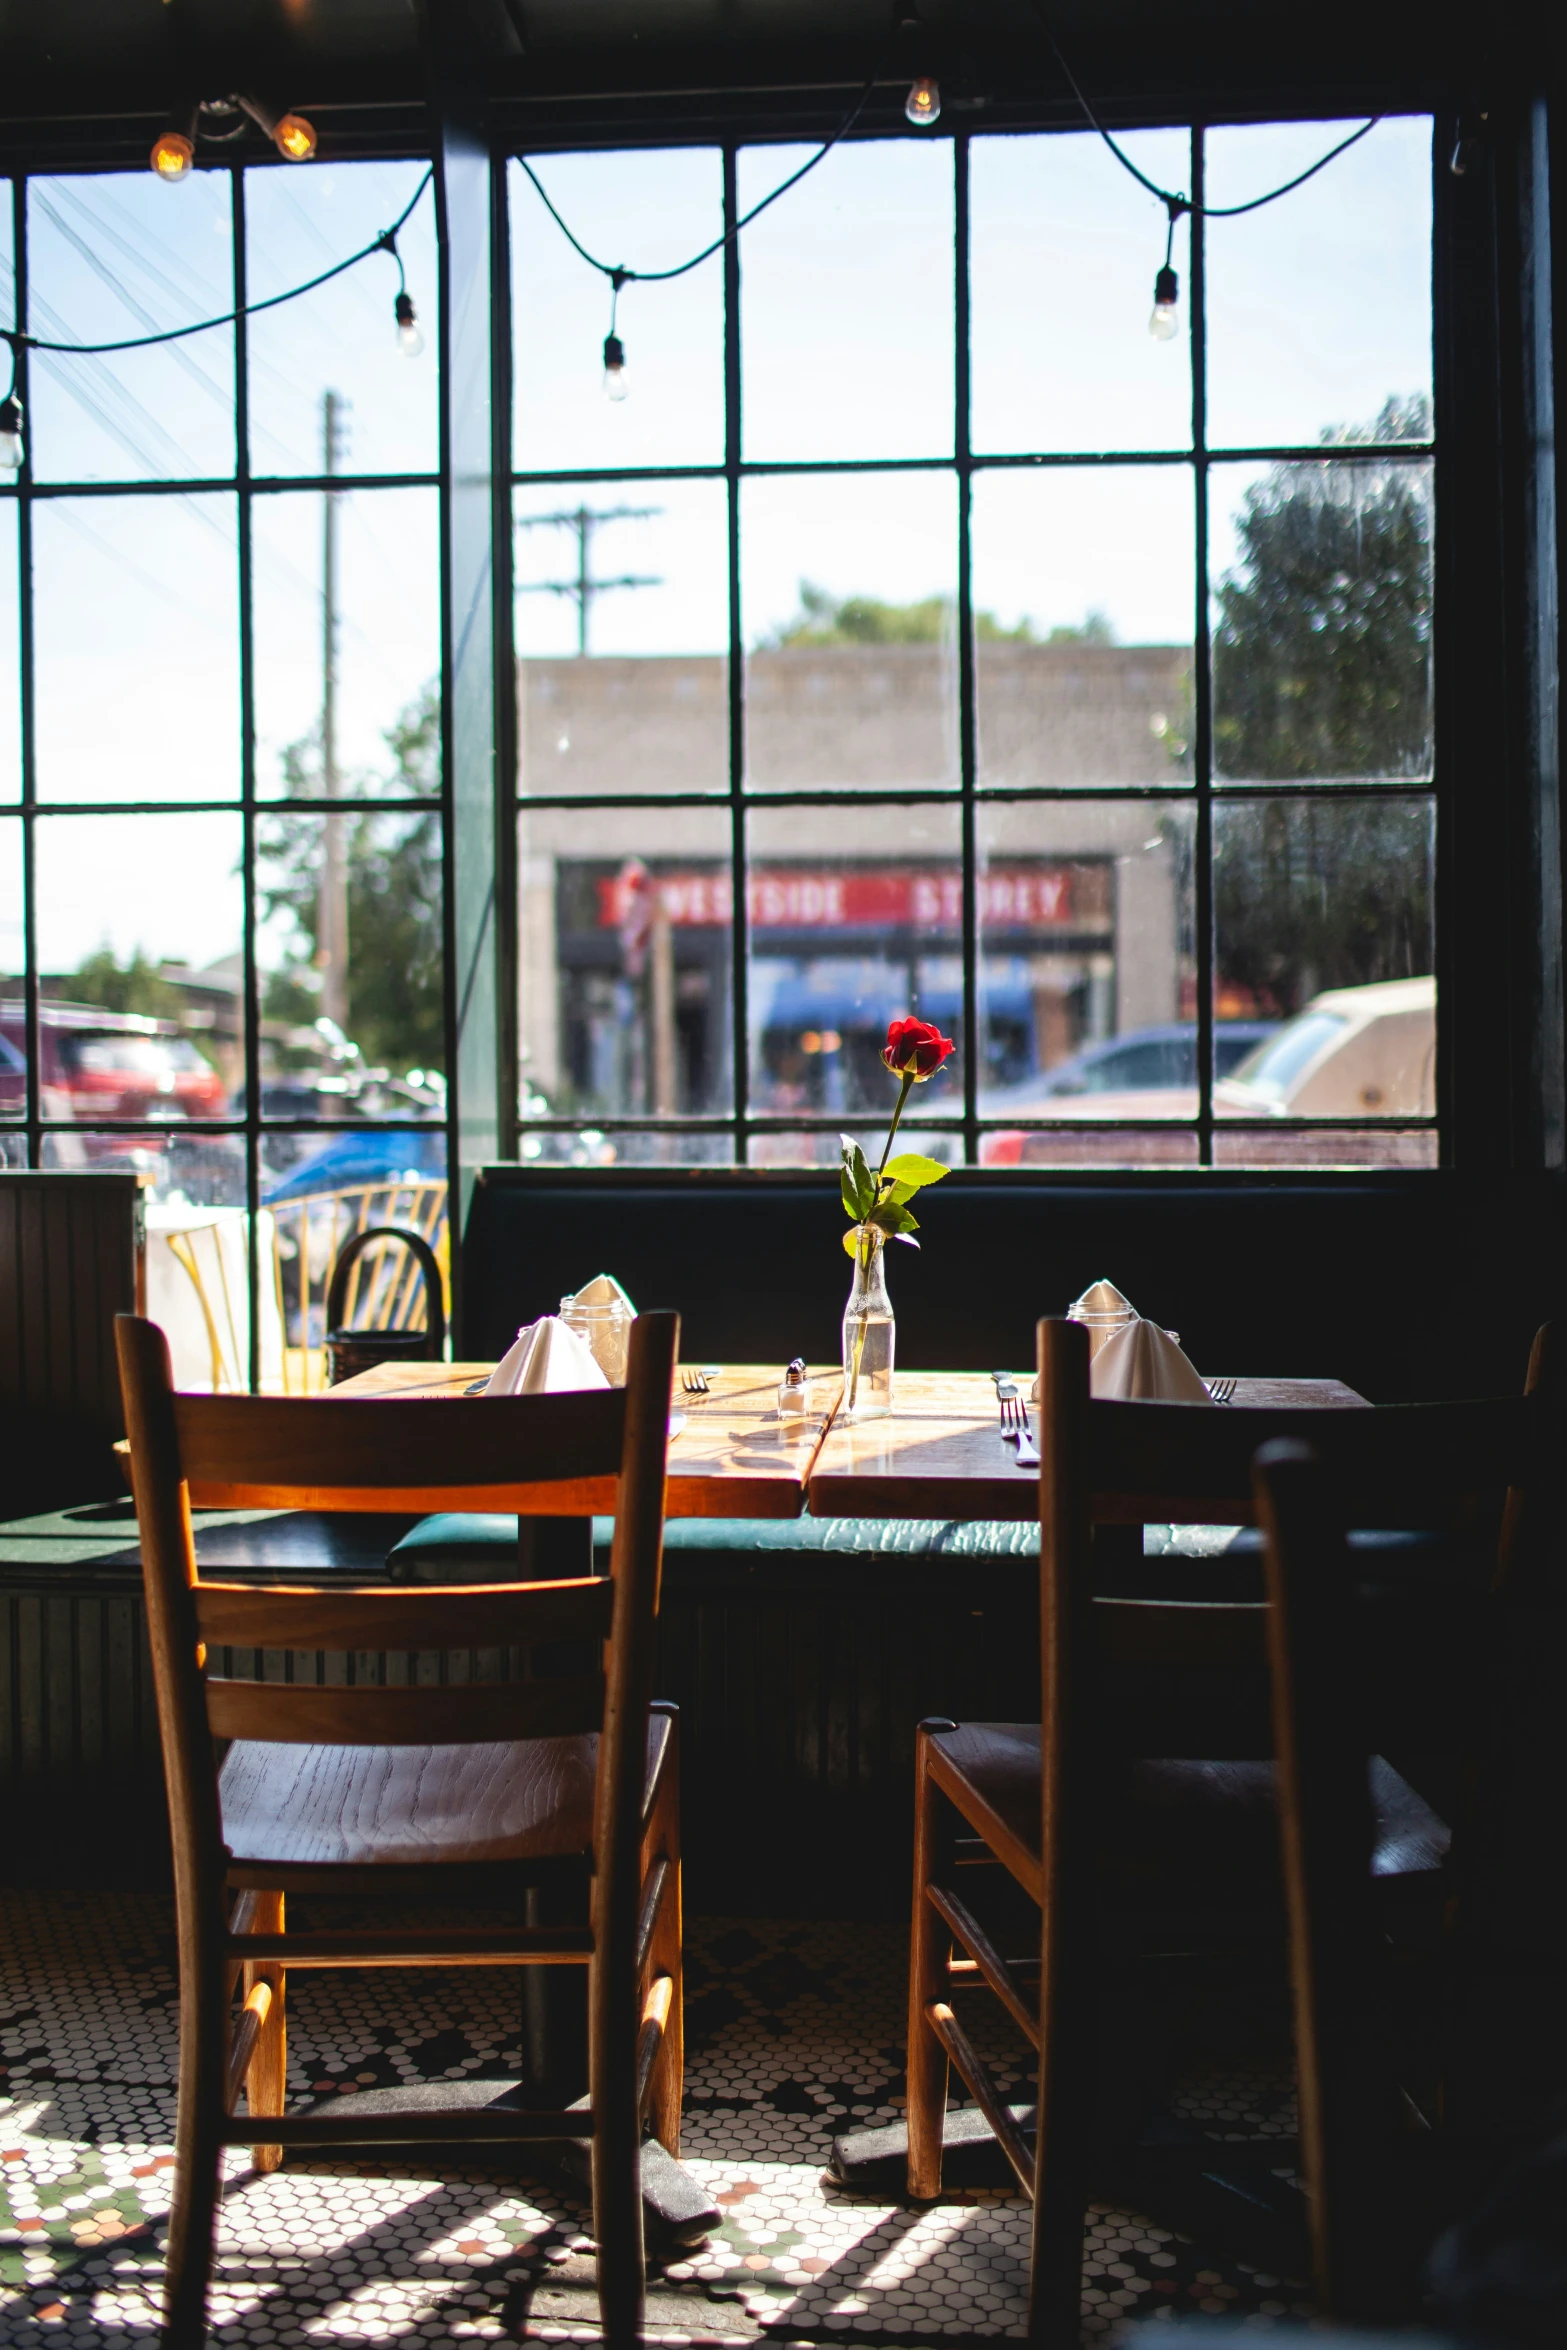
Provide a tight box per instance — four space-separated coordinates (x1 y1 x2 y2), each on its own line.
595 865 1080 932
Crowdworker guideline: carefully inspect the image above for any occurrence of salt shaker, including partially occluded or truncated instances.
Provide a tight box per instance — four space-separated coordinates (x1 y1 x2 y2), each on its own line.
776 1357 812 1421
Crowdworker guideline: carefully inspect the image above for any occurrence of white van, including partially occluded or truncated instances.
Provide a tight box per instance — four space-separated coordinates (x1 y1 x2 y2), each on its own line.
1214 976 1436 1119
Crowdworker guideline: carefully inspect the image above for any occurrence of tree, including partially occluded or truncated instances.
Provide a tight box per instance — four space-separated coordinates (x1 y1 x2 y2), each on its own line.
1211 397 1434 1012
762 582 1046 648
64 946 186 1024
1213 395 1432 781
259 682 445 1075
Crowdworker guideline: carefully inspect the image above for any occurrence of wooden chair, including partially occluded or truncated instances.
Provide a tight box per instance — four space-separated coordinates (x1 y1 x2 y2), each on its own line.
906 1315 1551 2338
115 1304 682 2350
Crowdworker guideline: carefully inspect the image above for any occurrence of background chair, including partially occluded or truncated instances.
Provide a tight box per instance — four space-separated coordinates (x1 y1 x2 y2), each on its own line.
905 1315 1549 2337
116 1303 681 2350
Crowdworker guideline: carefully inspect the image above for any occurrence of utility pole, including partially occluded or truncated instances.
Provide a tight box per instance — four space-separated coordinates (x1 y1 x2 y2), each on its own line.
316 389 350 1033
516 502 661 655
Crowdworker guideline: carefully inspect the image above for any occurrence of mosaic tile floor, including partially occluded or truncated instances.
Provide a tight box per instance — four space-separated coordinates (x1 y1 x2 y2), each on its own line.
0 1894 1314 2345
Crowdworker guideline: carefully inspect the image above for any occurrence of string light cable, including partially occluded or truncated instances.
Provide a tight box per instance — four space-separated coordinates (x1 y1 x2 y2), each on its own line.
1026 0 1380 336
515 27 896 400
0 162 434 464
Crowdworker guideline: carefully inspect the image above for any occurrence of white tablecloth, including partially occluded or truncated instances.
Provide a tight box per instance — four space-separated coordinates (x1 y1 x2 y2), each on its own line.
144 1203 284 1393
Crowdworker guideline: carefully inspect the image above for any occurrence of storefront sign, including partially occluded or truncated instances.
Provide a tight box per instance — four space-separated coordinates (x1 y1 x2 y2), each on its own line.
595 864 1087 932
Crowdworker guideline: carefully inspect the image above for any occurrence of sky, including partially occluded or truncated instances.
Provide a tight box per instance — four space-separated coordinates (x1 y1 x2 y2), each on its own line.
0 115 1433 979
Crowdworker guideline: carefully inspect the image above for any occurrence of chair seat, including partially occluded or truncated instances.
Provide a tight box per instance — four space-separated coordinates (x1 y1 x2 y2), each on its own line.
928 1722 1450 1896
219 1713 674 1874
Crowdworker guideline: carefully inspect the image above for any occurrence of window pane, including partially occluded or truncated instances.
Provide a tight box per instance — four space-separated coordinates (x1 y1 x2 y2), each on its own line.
518 804 733 1130
970 128 1193 456
35 812 243 1120
1204 117 1432 453
33 495 240 802
752 1123 958 1170
27 171 235 484
0 818 23 1118
1213 795 1435 1133
515 480 729 796
742 472 958 792
978 1128 1199 1169
739 140 954 462
0 500 18 802
246 162 437 479
1212 1126 1436 1169
42 1127 246 1205
976 801 1195 1121
253 486 440 800
261 1151 449 1394
746 800 962 1126
971 467 1193 786
510 150 724 472
1211 458 1432 783
257 808 444 1095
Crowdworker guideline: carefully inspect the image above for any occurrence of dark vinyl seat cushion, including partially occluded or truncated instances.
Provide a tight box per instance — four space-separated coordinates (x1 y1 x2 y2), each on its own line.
928 1723 1450 1889
218 1713 674 1874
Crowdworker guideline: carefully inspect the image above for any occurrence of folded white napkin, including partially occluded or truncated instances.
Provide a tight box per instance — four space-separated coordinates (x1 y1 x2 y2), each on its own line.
483 1315 609 1396
1090 1316 1211 1404
563 1272 636 1313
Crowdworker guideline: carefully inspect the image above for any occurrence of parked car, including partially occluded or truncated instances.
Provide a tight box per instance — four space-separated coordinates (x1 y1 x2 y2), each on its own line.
261 1126 446 1207
0 1000 228 1122
1214 976 1436 1119
983 1020 1277 1109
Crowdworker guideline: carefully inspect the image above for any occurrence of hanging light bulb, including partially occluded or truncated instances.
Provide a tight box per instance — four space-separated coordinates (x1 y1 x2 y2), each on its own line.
0 395 23 472
1148 263 1179 341
603 331 628 401
905 74 941 127
150 129 195 182
273 112 317 162
238 95 317 162
394 291 425 358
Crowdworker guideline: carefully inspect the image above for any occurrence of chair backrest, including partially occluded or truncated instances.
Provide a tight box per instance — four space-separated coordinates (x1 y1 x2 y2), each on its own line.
115 1306 679 1924
1036 1315 1555 1764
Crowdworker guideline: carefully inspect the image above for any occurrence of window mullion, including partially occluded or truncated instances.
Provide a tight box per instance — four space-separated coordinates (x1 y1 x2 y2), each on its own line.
1192 121 1215 1168
724 143 748 1164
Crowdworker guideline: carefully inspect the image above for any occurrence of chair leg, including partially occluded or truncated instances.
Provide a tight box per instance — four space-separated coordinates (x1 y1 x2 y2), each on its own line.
590 1999 646 2350
644 1752 684 2159
907 1727 954 2198
243 1891 286 2174
163 1933 229 2349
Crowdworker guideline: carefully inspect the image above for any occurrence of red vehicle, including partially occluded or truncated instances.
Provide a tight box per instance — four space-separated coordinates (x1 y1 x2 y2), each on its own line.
0 1001 228 1121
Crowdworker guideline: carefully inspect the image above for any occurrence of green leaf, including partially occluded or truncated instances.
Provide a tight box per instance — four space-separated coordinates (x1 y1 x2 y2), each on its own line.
881 1152 950 1192
868 1200 920 1237
841 1139 877 1221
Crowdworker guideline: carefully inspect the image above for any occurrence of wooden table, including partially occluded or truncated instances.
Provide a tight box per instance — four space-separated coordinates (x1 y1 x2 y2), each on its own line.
807 1371 1369 1522
338 1362 1369 1523
330 1360 838 1519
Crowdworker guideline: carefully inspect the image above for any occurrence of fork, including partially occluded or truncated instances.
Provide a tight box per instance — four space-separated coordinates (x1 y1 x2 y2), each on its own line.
681 1367 711 1396
999 1392 1029 1435
1206 1376 1237 1404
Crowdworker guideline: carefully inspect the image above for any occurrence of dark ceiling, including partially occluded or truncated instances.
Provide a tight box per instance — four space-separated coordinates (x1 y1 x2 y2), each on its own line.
0 0 1522 170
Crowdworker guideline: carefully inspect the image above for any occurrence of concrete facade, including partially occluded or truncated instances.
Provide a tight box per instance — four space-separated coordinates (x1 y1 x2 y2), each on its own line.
516 643 1191 1113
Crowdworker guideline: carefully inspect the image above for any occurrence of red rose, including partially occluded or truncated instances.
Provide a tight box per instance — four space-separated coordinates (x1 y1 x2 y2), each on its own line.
882 1016 956 1082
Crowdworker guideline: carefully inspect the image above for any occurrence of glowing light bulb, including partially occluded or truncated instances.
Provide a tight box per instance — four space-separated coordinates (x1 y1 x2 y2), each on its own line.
1148 263 1179 342
603 331 628 401
274 112 316 162
150 131 195 182
905 75 941 127
394 291 425 358
0 397 23 471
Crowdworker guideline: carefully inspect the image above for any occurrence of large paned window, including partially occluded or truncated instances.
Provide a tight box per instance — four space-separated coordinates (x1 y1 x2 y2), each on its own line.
510 117 1436 1169
0 163 446 1390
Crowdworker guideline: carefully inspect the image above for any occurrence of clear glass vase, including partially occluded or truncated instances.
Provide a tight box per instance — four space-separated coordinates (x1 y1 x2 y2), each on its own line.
842 1225 895 1419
